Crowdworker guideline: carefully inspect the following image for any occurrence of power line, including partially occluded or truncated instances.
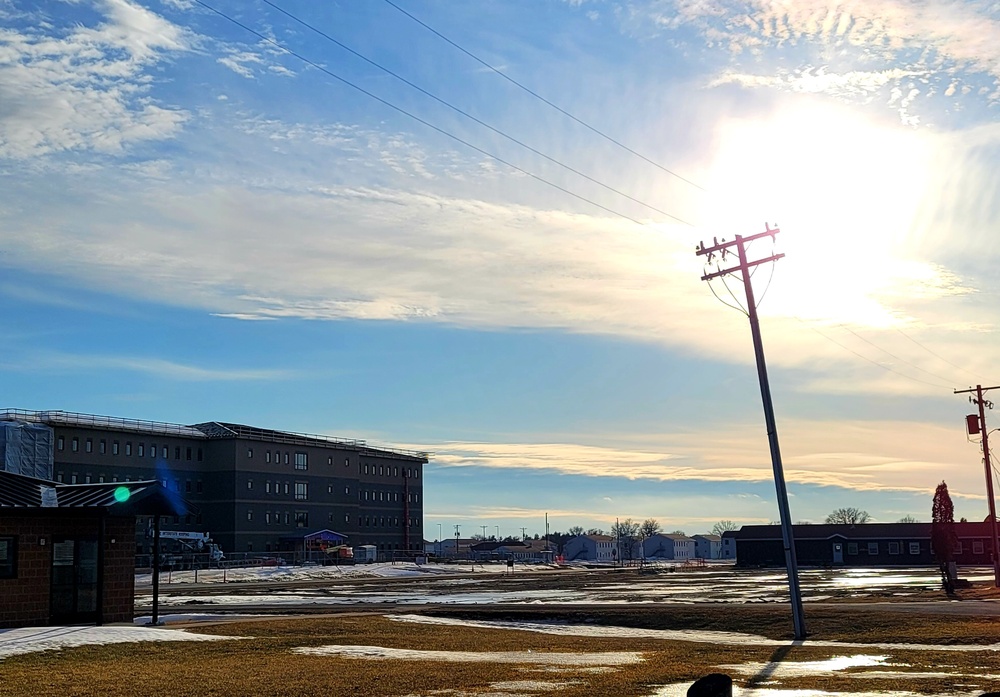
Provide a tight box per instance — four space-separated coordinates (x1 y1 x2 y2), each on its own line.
260 0 692 226
895 327 985 383
837 325 960 386
191 0 653 226
794 317 953 390
381 0 706 192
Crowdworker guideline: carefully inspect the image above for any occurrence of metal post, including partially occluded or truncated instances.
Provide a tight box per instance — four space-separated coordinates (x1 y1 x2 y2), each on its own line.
96 514 105 627
151 514 160 626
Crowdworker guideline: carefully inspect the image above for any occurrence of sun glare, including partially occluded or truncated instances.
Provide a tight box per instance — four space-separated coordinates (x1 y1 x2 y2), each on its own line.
700 102 936 328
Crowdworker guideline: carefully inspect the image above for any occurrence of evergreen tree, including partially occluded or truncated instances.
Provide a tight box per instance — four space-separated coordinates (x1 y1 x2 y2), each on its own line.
931 480 958 593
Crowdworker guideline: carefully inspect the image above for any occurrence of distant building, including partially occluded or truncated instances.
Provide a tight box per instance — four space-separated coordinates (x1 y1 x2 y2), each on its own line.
692 534 722 559
641 533 695 560
0 409 427 559
469 540 555 562
723 522 999 567
563 534 615 562
437 537 478 558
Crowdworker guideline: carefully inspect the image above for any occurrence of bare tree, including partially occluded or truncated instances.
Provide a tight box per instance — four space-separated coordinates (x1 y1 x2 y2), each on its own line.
825 507 871 525
586 528 605 536
639 518 661 539
611 518 640 562
568 525 585 537
711 520 739 536
897 515 919 523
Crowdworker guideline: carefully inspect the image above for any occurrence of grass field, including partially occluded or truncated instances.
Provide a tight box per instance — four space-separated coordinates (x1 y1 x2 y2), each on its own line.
3 598 1000 697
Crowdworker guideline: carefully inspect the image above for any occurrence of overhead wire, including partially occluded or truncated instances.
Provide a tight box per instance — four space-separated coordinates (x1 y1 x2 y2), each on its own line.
191 0 651 226
380 0 706 192
895 327 985 383
837 324 961 386
259 0 693 226
793 317 954 390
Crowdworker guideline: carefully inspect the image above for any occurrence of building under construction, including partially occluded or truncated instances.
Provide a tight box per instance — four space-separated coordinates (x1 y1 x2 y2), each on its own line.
0 409 427 559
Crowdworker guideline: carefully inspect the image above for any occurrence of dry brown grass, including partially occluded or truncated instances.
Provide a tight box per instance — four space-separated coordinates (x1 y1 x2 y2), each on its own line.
2 606 1000 696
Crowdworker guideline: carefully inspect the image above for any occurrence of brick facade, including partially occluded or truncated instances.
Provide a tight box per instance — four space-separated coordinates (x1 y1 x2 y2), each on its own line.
0 514 137 628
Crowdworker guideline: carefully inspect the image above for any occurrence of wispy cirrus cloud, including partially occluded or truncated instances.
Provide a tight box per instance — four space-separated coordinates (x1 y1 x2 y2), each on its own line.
0 0 191 159
2 351 296 382
413 418 987 499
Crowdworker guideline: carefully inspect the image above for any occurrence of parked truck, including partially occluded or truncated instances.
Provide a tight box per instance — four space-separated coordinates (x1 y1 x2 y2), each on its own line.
353 544 377 564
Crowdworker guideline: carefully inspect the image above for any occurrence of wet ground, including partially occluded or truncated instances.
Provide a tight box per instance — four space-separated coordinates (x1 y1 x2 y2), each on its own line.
137 563 1000 612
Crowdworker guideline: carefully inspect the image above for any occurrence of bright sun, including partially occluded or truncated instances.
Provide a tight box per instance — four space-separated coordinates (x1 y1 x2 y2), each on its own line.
699 100 936 328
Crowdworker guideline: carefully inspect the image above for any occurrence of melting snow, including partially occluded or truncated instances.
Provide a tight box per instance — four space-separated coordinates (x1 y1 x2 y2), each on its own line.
0 625 243 660
292 644 643 665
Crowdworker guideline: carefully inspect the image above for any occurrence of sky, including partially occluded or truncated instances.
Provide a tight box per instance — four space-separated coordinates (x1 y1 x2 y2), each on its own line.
2 0 1000 539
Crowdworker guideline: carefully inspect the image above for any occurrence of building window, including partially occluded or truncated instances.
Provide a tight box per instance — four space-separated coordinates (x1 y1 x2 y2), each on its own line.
72 437 79 452
364 464 369 475
274 450 280 464
295 482 308 501
284 512 290 525
867 542 878 555
125 442 132 456
186 447 192 461
266 512 271 524
345 514 350 523
295 511 308 528
345 459 350 468
955 541 963 554
394 467 398 477
345 486 350 495
379 492 384 501
57 436 64 451
327 485 333 494
294 452 307 470
909 542 921 555
365 491 369 501
111 475 118 482
266 481 272 494
185 480 192 493
98 474 105 483
283 482 289 495
247 509 253 521
101 439 107 454
85 438 92 453
379 466 384 476
247 479 253 490
847 543 858 555
162 446 168 459
247 542 253 552
266 451 271 463
196 480 203 493
247 448 253 459
149 444 155 458
0 536 17 579
84 474 91 483
327 456 333 465
138 444 145 457
112 441 119 455
70 474 78 484
175 447 181 460
284 452 289 465
974 540 985 555
197 448 203 462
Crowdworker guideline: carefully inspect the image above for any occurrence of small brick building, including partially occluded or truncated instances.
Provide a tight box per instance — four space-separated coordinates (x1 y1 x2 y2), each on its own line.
0 470 188 628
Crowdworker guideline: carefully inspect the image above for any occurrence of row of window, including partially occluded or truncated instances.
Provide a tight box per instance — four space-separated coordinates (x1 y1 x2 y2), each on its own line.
58 436 203 462
56 471 204 493
360 490 420 504
250 449 311 470
847 541 920 555
251 510 310 527
246 508 420 530
248 479 309 500
362 463 421 479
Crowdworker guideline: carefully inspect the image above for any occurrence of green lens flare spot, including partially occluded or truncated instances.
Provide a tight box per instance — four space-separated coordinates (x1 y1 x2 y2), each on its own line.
113 486 131 503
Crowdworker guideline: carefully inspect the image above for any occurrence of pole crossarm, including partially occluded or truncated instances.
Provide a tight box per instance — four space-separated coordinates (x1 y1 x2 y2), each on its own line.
701 253 785 281
955 384 1000 587
695 226 781 257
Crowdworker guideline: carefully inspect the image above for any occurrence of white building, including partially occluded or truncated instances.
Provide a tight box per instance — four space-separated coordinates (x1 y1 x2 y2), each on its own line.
720 532 737 559
692 534 722 559
641 533 695 560
563 534 616 562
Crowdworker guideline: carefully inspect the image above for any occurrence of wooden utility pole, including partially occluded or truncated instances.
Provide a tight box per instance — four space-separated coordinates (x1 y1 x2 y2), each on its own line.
955 384 1000 587
696 224 806 639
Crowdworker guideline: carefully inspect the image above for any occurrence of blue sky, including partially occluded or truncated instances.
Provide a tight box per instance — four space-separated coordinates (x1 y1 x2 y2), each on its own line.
2 0 1000 539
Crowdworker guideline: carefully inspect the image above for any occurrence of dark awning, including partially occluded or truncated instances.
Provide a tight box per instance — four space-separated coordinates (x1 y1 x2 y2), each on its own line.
0 470 193 517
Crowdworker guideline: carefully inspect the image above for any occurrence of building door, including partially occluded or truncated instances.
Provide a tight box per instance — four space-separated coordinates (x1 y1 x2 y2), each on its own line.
832 542 844 564
50 538 99 624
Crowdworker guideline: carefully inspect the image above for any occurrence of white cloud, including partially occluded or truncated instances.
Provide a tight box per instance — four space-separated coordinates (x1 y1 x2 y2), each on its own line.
413 417 988 500
2 351 296 381
0 0 190 158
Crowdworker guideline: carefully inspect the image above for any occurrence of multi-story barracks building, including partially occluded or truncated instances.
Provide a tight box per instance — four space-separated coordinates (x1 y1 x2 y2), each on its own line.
0 409 427 559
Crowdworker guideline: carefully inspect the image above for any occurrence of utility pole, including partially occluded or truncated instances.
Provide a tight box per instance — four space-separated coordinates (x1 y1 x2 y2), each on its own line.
696 224 806 639
495 525 500 541
955 384 1000 587
480 524 488 539
454 524 460 561
520 526 527 541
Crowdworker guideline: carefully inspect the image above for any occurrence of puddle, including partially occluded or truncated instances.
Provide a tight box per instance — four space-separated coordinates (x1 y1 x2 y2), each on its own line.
721 654 890 677
291 644 643 665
